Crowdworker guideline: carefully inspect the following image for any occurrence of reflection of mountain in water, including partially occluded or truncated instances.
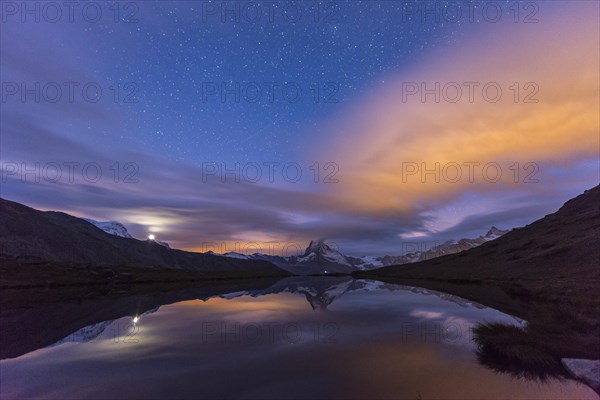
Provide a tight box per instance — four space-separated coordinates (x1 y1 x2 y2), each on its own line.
2 277 496 359
54 279 494 348
49 306 161 346
5 276 593 395
214 276 490 311
50 320 114 346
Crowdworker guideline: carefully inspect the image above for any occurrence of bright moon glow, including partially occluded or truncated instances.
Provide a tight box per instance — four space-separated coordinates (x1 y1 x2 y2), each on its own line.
148 234 155 240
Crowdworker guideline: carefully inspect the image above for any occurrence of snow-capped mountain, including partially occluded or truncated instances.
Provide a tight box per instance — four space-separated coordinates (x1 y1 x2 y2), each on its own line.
82 218 133 238
348 255 384 270
82 217 171 248
223 251 249 259
287 240 355 273
152 239 171 248
416 226 509 262
483 226 506 240
217 227 509 273
300 240 352 266
355 226 510 269
219 240 355 274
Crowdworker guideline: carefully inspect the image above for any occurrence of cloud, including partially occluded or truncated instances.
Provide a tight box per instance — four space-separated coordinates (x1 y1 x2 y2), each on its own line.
314 2 599 217
0 112 364 252
2 2 597 256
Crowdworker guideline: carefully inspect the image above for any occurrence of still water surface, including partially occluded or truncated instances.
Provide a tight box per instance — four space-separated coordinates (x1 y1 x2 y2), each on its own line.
0 278 596 399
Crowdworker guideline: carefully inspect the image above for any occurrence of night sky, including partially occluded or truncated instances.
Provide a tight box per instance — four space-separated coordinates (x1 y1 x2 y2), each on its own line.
1 1 598 256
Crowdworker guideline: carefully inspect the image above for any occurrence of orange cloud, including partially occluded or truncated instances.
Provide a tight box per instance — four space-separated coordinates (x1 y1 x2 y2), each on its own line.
316 3 599 214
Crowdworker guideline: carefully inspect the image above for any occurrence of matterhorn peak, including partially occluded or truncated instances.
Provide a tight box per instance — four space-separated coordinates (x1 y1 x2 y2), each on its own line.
304 239 335 255
300 239 351 267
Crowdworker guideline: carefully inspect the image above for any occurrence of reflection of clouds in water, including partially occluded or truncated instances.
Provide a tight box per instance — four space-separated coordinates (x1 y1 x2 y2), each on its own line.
2 279 596 400
398 312 476 349
44 280 528 356
440 316 476 348
411 310 444 319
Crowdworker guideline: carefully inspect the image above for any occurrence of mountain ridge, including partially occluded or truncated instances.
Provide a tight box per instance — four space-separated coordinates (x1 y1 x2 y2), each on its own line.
0 197 288 277
356 185 600 281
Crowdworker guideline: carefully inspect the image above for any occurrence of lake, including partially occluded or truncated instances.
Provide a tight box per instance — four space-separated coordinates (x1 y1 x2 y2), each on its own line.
0 277 596 399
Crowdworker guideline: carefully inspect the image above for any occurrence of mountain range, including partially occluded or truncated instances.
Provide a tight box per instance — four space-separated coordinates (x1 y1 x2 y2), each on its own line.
0 196 509 277
357 185 600 283
5 183 596 280
214 227 508 274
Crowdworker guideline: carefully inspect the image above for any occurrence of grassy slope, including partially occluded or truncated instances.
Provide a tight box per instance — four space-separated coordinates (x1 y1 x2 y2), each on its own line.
0 261 290 289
